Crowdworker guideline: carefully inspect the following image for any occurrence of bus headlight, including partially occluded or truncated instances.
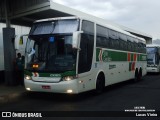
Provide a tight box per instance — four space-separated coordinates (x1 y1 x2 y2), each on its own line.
154 65 158 67
25 75 32 80
63 76 76 81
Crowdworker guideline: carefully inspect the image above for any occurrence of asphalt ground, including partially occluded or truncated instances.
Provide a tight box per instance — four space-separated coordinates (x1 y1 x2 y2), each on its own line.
0 73 160 120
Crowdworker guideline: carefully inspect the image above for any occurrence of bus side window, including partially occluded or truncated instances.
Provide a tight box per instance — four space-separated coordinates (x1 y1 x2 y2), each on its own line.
108 29 118 49
125 41 128 51
119 33 127 50
79 34 94 73
116 39 120 50
110 39 114 49
142 43 146 53
78 20 94 74
137 43 140 53
97 37 101 47
106 37 110 48
134 42 137 52
96 25 109 48
102 37 107 48
119 40 125 51
138 43 142 53
131 42 134 52
140 43 143 53
106 28 110 48
127 41 130 51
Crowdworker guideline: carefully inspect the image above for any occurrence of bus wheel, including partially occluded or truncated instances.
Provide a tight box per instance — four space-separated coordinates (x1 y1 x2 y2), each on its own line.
134 69 139 82
95 74 105 94
138 69 142 80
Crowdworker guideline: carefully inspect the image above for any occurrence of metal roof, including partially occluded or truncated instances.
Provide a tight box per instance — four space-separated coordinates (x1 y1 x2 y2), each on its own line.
147 44 160 48
0 0 152 41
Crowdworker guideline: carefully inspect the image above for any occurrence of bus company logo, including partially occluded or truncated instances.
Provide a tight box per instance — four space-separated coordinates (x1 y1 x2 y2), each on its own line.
98 50 110 62
2 112 11 117
103 51 108 57
50 74 61 77
103 51 109 62
32 72 39 77
109 65 116 70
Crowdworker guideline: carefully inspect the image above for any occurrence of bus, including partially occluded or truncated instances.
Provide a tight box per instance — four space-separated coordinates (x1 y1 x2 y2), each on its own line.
147 44 160 73
24 16 147 94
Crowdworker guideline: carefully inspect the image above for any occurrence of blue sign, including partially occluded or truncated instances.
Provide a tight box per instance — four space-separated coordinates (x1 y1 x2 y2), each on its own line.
49 37 55 43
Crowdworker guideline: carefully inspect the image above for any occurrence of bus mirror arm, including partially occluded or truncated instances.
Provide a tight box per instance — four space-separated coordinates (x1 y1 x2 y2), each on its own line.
77 48 81 51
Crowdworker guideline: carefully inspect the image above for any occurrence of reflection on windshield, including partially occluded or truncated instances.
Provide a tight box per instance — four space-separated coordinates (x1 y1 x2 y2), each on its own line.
26 35 77 72
147 47 157 54
147 47 159 65
147 53 156 65
30 19 79 35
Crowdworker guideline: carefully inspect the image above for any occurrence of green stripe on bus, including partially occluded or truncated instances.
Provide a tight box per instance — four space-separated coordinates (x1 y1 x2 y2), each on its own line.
139 54 147 61
24 70 76 77
107 50 127 61
62 71 76 77
96 48 147 62
131 54 134 61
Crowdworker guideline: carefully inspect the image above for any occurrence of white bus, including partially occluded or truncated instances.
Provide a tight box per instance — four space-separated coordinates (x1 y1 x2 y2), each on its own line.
147 44 160 73
24 16 147 94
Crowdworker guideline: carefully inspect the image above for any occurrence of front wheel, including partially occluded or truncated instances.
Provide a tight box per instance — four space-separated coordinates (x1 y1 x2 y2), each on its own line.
95 76 105 94
134 69 139 82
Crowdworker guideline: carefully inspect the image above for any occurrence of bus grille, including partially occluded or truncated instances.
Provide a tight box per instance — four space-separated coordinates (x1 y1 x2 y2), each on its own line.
32 77 61 83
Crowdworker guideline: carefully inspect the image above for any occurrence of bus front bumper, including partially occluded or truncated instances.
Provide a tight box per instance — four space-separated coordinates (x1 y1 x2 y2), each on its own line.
147 67 159 73
24 79 79 94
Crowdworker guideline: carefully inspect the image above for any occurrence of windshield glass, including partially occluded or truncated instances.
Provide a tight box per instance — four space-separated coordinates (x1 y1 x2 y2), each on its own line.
26 35 77 73
147 47 157 54
26 18 79 73
30 19 79 35
147 47 158 65
147 53 156 65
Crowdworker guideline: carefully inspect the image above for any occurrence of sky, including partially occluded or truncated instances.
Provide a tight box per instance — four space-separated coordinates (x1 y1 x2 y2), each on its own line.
52 0 160 40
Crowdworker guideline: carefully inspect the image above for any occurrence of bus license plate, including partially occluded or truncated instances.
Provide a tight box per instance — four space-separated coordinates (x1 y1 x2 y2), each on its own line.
42 86 51 89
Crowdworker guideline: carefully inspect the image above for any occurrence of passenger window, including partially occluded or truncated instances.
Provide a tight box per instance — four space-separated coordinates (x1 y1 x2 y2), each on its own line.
78 21 94 74
96 25 109 48
108 29 118 49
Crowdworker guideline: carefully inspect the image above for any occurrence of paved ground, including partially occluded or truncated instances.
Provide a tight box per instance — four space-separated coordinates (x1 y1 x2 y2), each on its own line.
0 84 25 104
0 74 160 120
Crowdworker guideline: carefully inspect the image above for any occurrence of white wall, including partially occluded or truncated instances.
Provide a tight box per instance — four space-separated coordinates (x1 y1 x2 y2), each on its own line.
0 23 6 71
0 23 30 71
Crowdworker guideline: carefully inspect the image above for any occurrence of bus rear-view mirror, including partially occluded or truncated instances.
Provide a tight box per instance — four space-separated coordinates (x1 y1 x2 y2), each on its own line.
72 31 83 49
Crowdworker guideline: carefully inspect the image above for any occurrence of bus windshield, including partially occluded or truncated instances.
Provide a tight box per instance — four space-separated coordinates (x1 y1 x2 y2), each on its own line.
30 19 79 35
25 19 79 73
26 35 77 73
147 47 158 65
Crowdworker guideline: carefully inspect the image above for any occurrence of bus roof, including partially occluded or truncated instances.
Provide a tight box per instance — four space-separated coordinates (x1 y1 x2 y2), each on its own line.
35 16 79 23
147 44 160 48
34 16 146 44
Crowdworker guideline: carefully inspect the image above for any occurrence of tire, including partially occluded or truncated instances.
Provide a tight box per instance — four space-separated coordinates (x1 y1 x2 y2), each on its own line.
138 69 142 80
95 74 105 94
134 69 139 82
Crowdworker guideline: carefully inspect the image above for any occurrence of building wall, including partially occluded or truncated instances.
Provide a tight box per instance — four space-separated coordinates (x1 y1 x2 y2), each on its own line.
0 23 30 71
